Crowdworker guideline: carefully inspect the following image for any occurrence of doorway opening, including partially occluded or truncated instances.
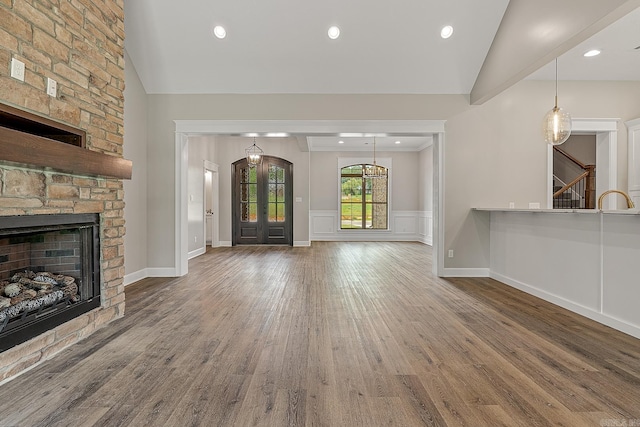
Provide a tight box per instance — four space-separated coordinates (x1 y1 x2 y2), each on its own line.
552 135 596 209
547 118 618 209
204 161 219 248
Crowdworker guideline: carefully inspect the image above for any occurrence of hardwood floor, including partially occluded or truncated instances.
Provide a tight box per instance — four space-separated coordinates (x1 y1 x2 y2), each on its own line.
0 242 639 426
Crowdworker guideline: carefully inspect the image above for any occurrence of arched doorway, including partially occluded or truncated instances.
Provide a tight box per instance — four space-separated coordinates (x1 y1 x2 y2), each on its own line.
232 156 293 245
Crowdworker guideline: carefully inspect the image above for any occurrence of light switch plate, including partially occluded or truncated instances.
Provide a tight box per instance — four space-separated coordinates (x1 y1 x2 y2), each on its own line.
11 58 25 81
47 78 57 97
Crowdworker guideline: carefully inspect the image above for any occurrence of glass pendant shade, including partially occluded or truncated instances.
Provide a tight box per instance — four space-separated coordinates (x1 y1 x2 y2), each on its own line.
245 138 264 166
542 58 572 146
543 103 572 145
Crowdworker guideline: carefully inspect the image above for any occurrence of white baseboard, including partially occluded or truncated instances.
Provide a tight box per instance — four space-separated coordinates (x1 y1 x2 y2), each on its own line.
146 267 177 277
439 267 490 277
491 271 640 340
419 236 433 246
310 210 429 243
124 267 178 286
188 247 206 260
211 241 304 247
124 269 148 286
311 234 420 242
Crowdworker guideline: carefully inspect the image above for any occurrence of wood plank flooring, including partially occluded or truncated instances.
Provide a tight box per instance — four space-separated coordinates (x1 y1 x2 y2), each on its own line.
0 242 639 426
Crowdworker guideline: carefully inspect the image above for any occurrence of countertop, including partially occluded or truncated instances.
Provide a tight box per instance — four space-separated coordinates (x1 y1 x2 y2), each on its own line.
473 208 640 215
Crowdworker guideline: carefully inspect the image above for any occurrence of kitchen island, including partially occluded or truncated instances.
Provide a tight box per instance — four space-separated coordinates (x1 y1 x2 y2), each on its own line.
475 207 640 339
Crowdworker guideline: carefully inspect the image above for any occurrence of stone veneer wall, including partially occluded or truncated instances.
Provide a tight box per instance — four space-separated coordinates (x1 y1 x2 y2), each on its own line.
0 0 126 382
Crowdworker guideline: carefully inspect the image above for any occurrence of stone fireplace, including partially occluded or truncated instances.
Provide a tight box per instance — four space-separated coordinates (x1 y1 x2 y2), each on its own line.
0 0 128 382
0 101 131 381
0 214 100 352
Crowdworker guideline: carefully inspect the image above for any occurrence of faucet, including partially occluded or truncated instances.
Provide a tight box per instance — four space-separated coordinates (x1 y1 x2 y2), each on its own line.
597 190 635 210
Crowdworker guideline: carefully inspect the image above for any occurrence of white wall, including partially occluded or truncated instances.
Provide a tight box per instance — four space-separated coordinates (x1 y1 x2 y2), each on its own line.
186 137 214 257
444 79 640 270
561 135 596 165
189 135 311 246
310 150 420 211
309 150 426 241
142 83 640 273
146 94 467 269
418 145 434 244
488 210 640 339
122 50 148 285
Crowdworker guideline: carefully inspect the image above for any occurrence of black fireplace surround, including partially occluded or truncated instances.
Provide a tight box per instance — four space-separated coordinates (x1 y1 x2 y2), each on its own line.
0 214 100 352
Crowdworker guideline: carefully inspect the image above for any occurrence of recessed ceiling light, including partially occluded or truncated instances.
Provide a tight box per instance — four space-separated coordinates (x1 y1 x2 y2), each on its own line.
395 140 401 144
213 26 226 39
338 140 344 144
584 49 601 57
440 25 453 39
328 26 340 40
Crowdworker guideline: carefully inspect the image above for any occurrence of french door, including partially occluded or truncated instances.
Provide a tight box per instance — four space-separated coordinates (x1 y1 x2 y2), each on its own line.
232 156 293 245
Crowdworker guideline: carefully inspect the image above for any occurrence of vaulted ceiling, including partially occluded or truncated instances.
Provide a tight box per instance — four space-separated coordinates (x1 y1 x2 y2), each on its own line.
124 0 640 100
124 0 509 95
123 1 640 151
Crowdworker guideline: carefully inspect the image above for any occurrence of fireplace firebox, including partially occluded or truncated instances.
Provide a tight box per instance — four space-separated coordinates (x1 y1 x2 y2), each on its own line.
0 214 100 352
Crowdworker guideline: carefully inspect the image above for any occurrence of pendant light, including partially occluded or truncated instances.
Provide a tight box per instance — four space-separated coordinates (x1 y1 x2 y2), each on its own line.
363 137 386 179
245 137 264 166
542 58 572 145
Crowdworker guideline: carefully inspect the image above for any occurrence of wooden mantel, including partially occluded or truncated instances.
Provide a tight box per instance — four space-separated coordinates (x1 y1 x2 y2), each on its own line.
0 103 132 180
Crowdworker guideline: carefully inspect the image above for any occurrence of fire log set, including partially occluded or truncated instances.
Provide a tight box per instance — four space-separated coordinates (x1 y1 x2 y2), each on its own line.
0 271 79 327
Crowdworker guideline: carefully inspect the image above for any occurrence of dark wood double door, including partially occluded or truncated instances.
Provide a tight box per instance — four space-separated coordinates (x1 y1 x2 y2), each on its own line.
232 156 293 245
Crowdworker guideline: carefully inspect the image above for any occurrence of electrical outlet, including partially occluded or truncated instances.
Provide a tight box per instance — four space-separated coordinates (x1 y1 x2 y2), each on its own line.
448 249 454 258
529 202 540 209
509 202 515 209
10 58 25 82
47 78 57 97
194 236 197 242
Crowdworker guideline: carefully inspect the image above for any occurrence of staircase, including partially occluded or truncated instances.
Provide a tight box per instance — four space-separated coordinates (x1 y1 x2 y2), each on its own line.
553 147 596 209
553 180 583 208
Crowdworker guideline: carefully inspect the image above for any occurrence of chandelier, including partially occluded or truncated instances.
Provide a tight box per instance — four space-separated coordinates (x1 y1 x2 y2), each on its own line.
245 137 264 166
363 137 386 179
542 58 572 145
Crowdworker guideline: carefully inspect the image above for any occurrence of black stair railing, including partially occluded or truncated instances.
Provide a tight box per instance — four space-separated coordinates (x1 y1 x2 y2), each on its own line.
553 147 596 209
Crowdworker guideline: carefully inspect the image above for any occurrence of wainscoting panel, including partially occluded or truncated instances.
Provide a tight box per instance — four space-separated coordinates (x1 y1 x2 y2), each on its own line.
393 212 418 235
310 210 431 242
418 211 433 245
311 211 338 236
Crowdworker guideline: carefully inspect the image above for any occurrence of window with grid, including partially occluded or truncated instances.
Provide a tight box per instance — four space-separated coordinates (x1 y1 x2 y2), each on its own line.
340 164 388 229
